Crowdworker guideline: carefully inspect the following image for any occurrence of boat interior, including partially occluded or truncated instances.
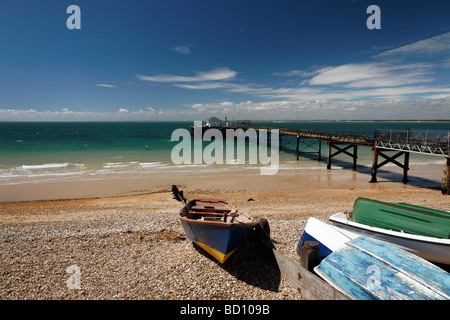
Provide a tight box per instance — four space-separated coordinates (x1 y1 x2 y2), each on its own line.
180 199 254 224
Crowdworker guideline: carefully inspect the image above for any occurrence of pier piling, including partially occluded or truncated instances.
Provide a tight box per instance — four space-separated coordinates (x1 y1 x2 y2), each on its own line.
442 158 450 195
370 148 410 184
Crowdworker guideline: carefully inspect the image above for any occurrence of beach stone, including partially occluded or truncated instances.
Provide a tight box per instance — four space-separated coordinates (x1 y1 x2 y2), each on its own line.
1 188 448 300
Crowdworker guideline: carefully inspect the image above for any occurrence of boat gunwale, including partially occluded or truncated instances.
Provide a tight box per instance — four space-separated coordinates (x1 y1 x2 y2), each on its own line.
179 198 259 227
179 215 259 227
330 212 450 245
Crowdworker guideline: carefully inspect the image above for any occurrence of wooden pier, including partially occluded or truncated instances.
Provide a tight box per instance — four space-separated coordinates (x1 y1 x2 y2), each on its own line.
194 121 450 192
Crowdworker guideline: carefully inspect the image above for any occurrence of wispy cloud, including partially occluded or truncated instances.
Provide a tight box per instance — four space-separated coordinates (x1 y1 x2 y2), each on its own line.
273 69 320 78
308 62 434 87
171 44 193 55
137 33 450 104
2 94 449 121
254 32 450 103
183 97 450 120
224 83 450 101
376 32 450 59
136 67 237 83
4 33 449 121
0 107 161 121
174 83 229 90
131 32 450 108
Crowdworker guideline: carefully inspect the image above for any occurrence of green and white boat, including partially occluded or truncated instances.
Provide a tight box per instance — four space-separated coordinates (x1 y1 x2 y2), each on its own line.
330 198 450 265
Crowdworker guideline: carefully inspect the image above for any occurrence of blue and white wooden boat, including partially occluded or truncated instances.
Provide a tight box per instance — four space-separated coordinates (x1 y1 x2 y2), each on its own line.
314 236 450 300
296 217 359 258
179 198 259 263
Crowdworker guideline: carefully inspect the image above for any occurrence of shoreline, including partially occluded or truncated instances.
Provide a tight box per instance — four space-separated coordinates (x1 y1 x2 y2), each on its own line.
0 161 445 203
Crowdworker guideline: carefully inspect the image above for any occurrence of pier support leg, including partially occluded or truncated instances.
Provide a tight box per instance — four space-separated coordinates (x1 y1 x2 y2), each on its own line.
370 148 410 184
318 140 322 162
442 158 450 195
326 142 358 170
403 152 410 184
370 147 378 183
327 141 332 169
296 134 300 160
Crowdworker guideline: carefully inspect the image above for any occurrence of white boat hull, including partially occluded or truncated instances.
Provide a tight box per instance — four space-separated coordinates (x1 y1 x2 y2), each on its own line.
330 212 450 265
297 217 359 258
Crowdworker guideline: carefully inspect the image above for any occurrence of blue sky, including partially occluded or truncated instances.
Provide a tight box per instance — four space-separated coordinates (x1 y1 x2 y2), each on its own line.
0 0 449 121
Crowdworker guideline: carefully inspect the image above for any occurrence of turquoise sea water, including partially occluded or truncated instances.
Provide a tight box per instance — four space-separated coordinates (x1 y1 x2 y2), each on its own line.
0 121 448 184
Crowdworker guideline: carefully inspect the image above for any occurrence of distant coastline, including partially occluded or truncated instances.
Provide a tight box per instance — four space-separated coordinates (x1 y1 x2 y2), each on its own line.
1 119 450 123
254 120 450 123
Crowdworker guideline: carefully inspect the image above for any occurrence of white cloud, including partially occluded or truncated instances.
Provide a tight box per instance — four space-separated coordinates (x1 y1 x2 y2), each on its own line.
136 67 237 83
133 33 449 106
171 45 192 55
0 107 167 121
1 95 449 121
273 69 320 78
376 32 450 59
174 83 228 90
308 63 434 87
4 33 449 122
181 97 450 120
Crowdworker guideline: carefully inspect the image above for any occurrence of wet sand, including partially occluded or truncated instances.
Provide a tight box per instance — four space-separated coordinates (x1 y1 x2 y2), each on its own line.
0 161 445 203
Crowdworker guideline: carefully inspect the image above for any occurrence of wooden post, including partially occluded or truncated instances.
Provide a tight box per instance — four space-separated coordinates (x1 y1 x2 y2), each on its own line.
442 157 450 195
403 152 410 184
370 147 378 183
300 241 321 272
272 249 351 300
318 140 322 162
353 145 358 171
327 141 332 169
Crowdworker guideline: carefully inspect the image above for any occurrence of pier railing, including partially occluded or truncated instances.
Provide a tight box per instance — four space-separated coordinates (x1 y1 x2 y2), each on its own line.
200 121 449 157
229 124 375 146
374 129 449 156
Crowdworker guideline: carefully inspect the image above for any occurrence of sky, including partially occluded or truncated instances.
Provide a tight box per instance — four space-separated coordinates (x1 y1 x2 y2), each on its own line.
0 0 449 121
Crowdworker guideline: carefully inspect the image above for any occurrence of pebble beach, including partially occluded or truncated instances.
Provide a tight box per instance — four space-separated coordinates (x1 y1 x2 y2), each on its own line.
1 167 449 300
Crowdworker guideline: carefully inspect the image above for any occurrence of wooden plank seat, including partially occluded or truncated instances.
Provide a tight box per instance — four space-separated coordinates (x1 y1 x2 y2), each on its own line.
189 205 232 213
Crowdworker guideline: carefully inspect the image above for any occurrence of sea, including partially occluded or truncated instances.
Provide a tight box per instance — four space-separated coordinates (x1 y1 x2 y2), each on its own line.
0 121 448 185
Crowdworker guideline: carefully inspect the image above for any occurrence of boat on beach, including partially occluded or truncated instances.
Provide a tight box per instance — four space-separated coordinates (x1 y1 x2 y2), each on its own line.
179 198 259 263
296 217 359 259
329 198 450 265
314 236 450 300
